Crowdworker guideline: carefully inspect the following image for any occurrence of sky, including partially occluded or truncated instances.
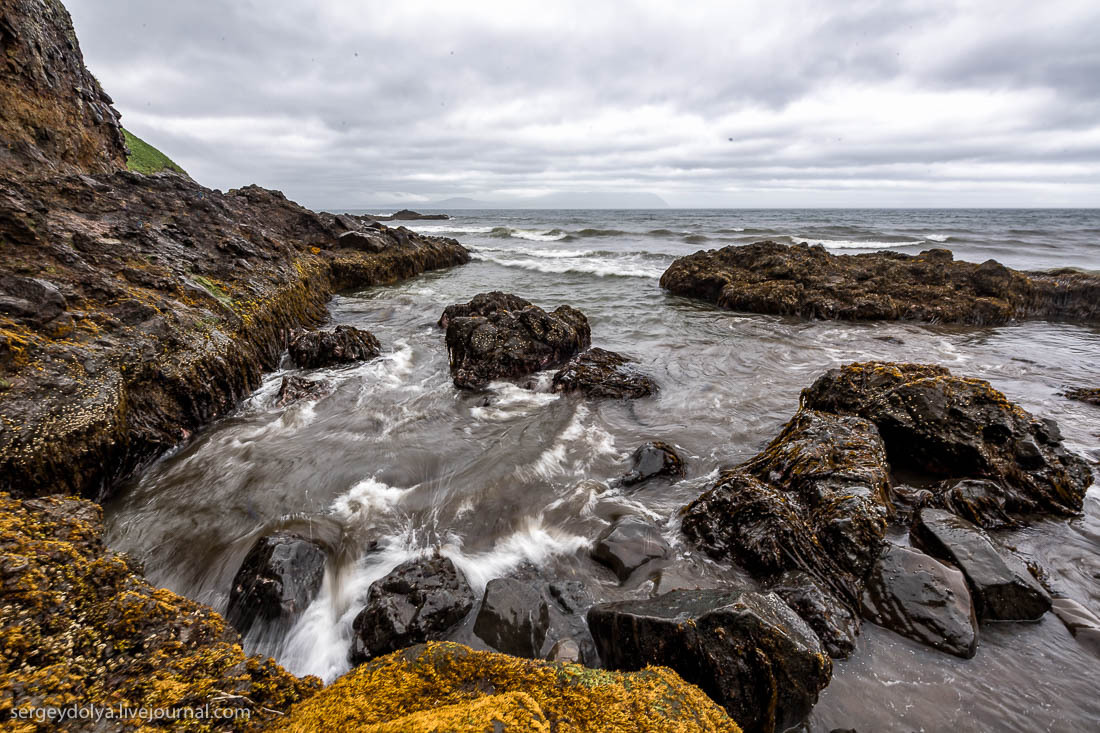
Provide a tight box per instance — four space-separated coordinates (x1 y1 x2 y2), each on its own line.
67 0 1100 209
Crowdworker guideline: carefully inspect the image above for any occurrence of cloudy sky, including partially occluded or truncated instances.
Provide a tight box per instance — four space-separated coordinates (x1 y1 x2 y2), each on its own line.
68 0 1100 209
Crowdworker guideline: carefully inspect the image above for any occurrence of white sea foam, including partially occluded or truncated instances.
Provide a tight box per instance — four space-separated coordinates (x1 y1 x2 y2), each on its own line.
398 224 496 234
470 381 559 421
518 404 617 481
792 237 926 250
473 252 666 278
925 233 950 242
441 518 590 592
330 476 411 523
504 228 570 242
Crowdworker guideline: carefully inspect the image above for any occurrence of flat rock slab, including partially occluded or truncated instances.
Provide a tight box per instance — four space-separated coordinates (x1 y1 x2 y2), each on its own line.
911 509 1050 621
862 543 978 658
588 589 831 733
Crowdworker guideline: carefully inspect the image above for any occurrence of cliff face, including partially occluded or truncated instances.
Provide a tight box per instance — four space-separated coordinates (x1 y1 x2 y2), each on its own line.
0 0 127 176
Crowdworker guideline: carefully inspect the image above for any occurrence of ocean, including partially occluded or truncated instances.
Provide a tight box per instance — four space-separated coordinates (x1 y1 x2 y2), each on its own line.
103 208 1100 731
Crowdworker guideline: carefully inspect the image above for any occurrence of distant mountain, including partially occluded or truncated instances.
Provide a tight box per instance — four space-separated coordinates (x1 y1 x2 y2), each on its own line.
416 192 670 210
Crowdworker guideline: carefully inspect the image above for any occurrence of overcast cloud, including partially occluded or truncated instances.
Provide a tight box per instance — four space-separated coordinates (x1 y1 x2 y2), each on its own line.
66 0 1100 208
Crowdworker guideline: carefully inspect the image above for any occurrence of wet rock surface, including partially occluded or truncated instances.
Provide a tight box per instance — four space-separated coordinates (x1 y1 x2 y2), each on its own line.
592 516 671 582
660 240 1100 325
620 440 685 486
769 570 861 659
473 577 550 658
802 361 1093 518
551 347 658 398
911 509 1051 621
1064 387 1100 406
226 531 327 638
861 543 978 658
275 374 329 406
440 291 591 389
588 589 831 733
350 555 475 663
287 324 381 369
1050 597 1100 658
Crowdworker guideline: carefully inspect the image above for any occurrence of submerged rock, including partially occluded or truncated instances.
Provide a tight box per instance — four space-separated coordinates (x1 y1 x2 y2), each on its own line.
473 578 550 659
1064 387 1100 406
288 324 381 369
861 543 978 658
440 291 591 389
802 361 1093 518
276 374 329 406
621 441 685 486
226 531 327 638
592 516 671 582
350 555 475 663
588 589 831 733
911 509 1051 621
283 641 741 732
659 240 1100 325
551 347 659 398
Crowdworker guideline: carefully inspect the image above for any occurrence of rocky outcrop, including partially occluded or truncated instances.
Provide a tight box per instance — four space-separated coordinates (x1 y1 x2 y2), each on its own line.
370 209 449 221
802 361 1093 518
660 241 1100 325
0 493 319 729
226 531 327 638
0 173 469 501
620 441 685 487
473 578 550 659
287 325 381 369
1065 387 1100 406
588 589 830 733
861 543 978 658
282 642 741 732
440 292 590 389
591 516 671 582
911 509 1051 621
551 347 658 398
276 374 329 407
350 555 475 663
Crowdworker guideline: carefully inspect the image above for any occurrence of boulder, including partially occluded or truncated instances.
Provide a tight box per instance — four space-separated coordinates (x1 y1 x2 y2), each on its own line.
592 516 670 582
1064 387 1100 406
1050 597 1100 658
930 478 1014 529
659 240 1100 325
275 374 328 407
336 229 387 253
440 292 591 390
802 361 1093 518
769 570 860 658
288 325 381 369
551 347 658 398
350 555 475 663
588 589 831 733
621 441 685 486
861 543 978 658
473 578 550 658
0 275 67 325
911 509 1051 621
226 531 327 637
544 579 599 665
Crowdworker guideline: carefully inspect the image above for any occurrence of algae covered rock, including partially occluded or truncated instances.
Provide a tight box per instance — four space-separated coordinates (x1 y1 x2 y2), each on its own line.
621 440 685 487
279 641 740 732
551 347 659 399
288 325 381 369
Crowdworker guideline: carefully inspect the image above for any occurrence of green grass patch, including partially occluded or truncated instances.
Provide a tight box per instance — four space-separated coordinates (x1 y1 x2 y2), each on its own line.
122 128 188 177
192 276 234 309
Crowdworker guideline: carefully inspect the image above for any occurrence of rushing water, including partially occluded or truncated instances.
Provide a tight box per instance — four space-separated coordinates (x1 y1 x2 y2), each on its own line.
104 209 1100 731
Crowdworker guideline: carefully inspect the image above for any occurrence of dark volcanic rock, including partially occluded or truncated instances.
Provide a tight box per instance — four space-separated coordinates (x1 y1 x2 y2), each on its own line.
551 347 658 398
930 478 1015 529
769 570 860 658
861 543 978 658
911 509 1051 621
802 361 1093 518
1050 597 1100 658
660 240 1100 325
288 325 381 369
351 555 475 663
473 578 550 658
621 441 685 487
336 229 388 252
440 291 590 389
592 516 671 582
0 275 67 326
276 374 329 407
371 209 449 221
226 531 327 637
1064 387 1100 406
588 589 831 733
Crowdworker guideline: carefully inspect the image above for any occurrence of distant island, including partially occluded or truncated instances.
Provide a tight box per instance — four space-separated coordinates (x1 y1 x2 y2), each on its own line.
382 191 670 210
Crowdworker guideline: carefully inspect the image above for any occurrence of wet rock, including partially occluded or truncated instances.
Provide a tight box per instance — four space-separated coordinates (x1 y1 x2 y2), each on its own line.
930 478 1015 529
1064 387 1100 406
226 531 327 637
621 441 685 486
473 578 550 659
551 347 658 398
588 589 831 733
275 374 328 407
1050 597 1100 658
891 484 934 524
592 516 670 582
440 291 591 389
288 325 381 369
350 555 475 663
861 543 978 658
911 509 1051 621
802 361 1093 518
544 579 599 665
336 229 388 253
769 570 860 658
660 240 1100 325
0 275 67 325
545 638 582 663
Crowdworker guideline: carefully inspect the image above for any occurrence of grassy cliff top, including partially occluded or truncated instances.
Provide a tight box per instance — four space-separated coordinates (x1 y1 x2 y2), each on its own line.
122 127 189 176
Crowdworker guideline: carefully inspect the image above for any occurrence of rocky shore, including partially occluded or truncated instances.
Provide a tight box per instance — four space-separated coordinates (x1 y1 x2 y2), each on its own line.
659 240 1100 324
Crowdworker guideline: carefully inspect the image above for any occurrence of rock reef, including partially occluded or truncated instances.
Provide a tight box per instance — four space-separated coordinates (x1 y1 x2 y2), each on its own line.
660 241 1100 325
